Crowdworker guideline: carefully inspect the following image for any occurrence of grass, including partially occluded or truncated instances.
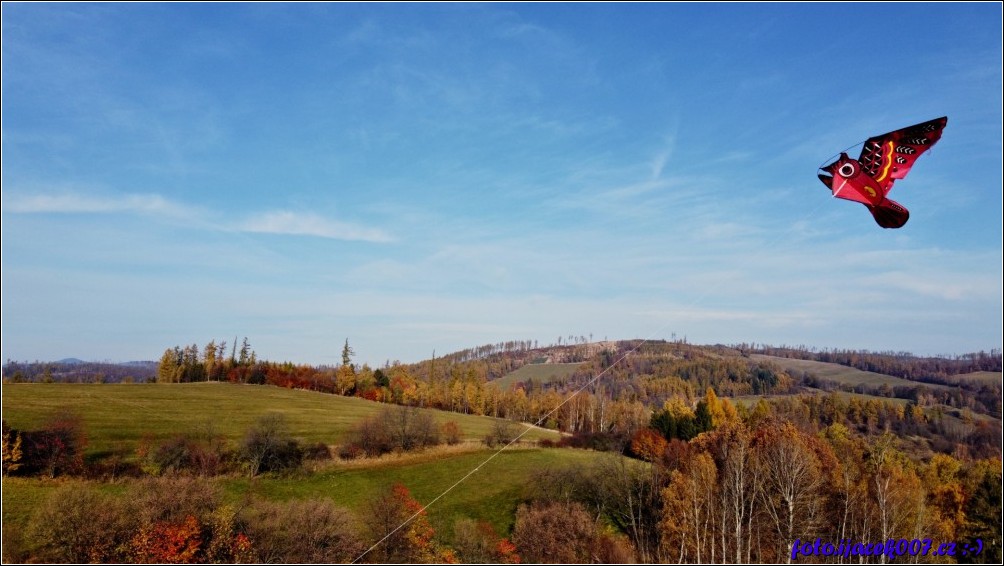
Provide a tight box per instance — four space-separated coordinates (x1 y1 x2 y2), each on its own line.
225 446 601 539
493 362 583 389
0 382 560 458
1 447 602 543
751 355 958 391
951 371 1002 386
2 382 595 546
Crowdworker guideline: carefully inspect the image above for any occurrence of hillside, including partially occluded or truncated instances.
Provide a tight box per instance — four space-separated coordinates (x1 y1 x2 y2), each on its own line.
0 382 560 458
493 362 583 388
3 343 1001 564
749 354 960 391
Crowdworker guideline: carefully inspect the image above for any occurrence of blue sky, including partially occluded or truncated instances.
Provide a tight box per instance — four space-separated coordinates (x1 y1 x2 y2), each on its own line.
2 3 1001 366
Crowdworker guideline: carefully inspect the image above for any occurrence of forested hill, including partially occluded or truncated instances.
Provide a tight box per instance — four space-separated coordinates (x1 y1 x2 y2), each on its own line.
404 339 1001 414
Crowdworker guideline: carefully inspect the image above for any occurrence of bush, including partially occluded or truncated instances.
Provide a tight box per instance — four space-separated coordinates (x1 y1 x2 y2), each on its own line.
240 498 364 563
348 406 442 457
131 476 222 526
557 430 627 452
148 431 230 476
25 483 133 563
483 419 520 448
442 420 462 446
303 441 332 461
511 500 600 564
454 518 521 564
17 410 87 477
2 419 23 476
238 413 303 477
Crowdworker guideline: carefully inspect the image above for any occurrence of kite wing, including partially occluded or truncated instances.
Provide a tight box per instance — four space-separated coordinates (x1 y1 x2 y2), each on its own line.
856 116 947 195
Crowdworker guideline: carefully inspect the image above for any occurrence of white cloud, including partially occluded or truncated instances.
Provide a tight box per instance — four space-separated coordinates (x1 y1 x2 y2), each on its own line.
2 191 393 243
2 192 195 217
239 211 393 243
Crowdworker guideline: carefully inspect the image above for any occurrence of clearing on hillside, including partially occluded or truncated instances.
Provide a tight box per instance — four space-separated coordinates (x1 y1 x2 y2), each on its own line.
493 362 583 389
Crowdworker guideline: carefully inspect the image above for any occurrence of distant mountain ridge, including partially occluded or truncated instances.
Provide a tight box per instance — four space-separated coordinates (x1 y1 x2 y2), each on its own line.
3 358 158 383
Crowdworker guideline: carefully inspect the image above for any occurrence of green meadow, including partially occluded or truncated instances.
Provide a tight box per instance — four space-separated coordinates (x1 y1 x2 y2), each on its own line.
1 382 597 544
0 382 560 458
1 447 601 542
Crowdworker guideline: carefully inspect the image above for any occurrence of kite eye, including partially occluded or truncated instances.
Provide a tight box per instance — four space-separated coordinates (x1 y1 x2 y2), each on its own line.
838 162 857 178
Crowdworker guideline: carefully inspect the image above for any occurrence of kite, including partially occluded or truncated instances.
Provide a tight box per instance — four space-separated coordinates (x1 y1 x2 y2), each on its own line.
818 116 947 228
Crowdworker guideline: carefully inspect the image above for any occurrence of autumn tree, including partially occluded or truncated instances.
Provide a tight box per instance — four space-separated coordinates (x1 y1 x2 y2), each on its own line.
335 339 357 395
820 423 872 553
630 427 668 462
2 420 23 476
753 420 826 563
363 483 454 563
959 459 1002 563
693 420 756 563
203 340 219 381
660 450 718 563
158 347 182 383
868 432 926 556
587 455 664 562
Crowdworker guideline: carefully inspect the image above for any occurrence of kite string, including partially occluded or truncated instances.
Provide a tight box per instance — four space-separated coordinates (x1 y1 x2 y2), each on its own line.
352 193 835 564
817 139 867 171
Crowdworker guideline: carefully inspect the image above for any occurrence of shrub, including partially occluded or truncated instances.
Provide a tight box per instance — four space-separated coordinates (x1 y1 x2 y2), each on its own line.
131 476 221 526
364 483 452 563
238 413 303 477
18 409 87 477
484 419 520 448
302 441 332 461
337 443 365 460
511 500 599 564
25 483 133 563
348 406 442 457
153 435 200 473
240 498 364 563
129 514 203 564
2 419 23 476
453 518 521 564
443 421 463 445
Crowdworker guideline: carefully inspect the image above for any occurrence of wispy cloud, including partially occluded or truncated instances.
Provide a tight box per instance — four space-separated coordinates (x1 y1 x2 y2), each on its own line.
239 211 393 243
3 191 393 243
2 192 196 217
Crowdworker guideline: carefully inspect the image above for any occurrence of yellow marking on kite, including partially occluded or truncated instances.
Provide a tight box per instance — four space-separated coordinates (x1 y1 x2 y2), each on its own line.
875 141 895 182
863 186 877 198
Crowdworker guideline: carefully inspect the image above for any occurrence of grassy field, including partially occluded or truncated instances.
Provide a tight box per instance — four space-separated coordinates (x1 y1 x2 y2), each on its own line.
0 382 560 458
2 382 597 547
493 362 583 389
751 355 958 391
1 446 603 543
952 371 1002 386
225 446 601 539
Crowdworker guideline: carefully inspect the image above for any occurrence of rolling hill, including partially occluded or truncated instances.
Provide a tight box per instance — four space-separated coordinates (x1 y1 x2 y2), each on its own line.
0 382 560 458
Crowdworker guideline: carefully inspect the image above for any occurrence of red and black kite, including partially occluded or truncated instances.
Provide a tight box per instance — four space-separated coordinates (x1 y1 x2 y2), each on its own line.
818 116 947 228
